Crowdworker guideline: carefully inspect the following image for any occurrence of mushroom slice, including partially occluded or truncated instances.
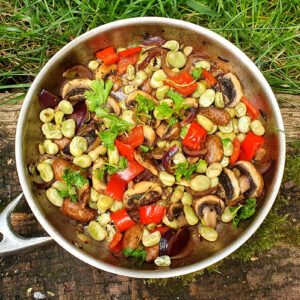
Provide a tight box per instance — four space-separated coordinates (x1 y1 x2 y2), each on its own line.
204 135 224 165
60 78 92 101
123 181 162 210
182 97 198 108
92 158 107 194
134 150 158 176
53 137 71 151
77 182 90 208
78 125 101 153
95 63 117 80
193 195 225 229
106 96 121 116
156 122 181 141
62 64 93 80
166 203 184 221
198 106 231 126
220 73 243 107
143 125 157 147
126 90 157 109
232 161 264 198
218 168 241 206
238 175 251 194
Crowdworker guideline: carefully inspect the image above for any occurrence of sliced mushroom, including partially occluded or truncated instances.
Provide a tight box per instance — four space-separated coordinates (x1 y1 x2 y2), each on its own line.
218 168 241 206
53 137 71 151
95 62 117 80
123 181 162 210
122 223 143 250
186 185 218 197
182 97 198 108
126 90 157 109
156 122 181 141
204 135 224 165
199 106 231 126
232 161 264 198
62 64 93 80
92 158 107 193
107 75 122 92
77 181 90 208
238 175 251 193
60 78 92 101
145 244 159 262
141 78 154 94
143 125 156 147
193 195 225 229
134 150 158 176
166 203 184 221
60 197 97 222
220 73 243 107
151 148 165 160
78 125 101 153
106 96 121 116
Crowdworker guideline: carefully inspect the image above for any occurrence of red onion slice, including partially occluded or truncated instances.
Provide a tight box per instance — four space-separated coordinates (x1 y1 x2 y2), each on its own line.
138 51 160 71
66 100 87 132
162 144 179 173
182 145 207 157
39 89 60 108
255 160 272 175
33 179 55 190
168 228 190 257
159 229 175 256
141 36 166 46
180 109 198 127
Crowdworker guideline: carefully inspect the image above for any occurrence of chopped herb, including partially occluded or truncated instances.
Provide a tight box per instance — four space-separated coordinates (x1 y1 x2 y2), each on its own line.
95 107 131 150
230 198 257 228
136 93 155 122
94 157 128 180
154 102 174 119
222 138 231 147
172 160 201 182
191 67 203 80
167 89 189 117
167 116 178 130
58 190 69 198
123 247 147 265
180 126 189 139
140 145 149 152
85 79 114 112
62 168 89 203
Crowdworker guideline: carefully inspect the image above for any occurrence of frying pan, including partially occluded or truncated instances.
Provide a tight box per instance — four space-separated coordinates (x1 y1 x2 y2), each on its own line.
0 17 285 278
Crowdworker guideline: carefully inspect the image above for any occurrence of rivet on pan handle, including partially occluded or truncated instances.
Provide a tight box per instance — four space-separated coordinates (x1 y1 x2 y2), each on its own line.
0 193 53 257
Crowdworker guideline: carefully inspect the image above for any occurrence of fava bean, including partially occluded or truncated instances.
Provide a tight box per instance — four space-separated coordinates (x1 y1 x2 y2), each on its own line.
220 156 230 168
210 177 219 188
198 226 218 241
123 85 137 94
120 110 136 129
70 136 88 156
88 221 107 241
166 51 187 68
154 255 171 267
196 160 208 173
151 70 167 89
173 152 186 165
108 146 119 164
54 111 64 125
97 194 114 211
97 213 111 226
195 60 210 71
42 123 63 139
105 224 116 242
181 192 193 206
59 100 73 114
170 188 183 203
223 140 234 156
183 46 193 57
251 120 265 136
221 206 234 223
61 119 76 138
184 206 199 225
142 231 161 247
126 65 135 80
162 215 178 229
192 82 206 98
37 162 54 182
159 171 175 186
235 102 247 117
148 56 162 71
199 89 215 107
133 70 147 86
190 175 211 192
52 180 68 192
46 188 64 207
215 92 225 108
88 145 107 162
38 143 45 155
73 154 92 168
236 133 246 143
206 163 222 178
238 116 251 133
156 85 170 100
43 139 59 155
40 108 55 123
218 120 233 133
110 200 124 212
162 40 179 51
88 60 100 71
197 114 214 132
225 107 236 118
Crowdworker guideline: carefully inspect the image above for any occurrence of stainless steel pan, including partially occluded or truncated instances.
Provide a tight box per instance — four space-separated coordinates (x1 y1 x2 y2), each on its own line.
1 17 285 278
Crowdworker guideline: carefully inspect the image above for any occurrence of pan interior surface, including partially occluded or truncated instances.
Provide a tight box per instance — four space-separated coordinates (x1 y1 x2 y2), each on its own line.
16 17 285 278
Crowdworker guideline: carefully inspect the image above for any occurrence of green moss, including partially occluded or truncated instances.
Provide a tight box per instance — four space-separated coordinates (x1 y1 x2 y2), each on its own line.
283 153 300 187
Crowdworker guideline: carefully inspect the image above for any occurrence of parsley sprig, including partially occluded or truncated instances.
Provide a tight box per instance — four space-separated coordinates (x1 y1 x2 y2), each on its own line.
191 67 203 80
230 198 257 227
94 157 128 180
136 93 155 123
61 168 89 203
172 160 202 182
85 79 114 112
123 247 147 266
96 108 131 150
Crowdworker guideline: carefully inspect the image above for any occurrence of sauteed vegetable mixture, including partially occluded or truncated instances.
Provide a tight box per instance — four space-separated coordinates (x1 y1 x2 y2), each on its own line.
33 37 270 267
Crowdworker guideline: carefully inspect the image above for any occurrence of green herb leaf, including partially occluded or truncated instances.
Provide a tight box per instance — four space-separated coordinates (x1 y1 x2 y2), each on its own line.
230 198 257 228
222 138 231 147
123 247 147 265
136 93 155 121
85 79 114 112
96 107 131 150
58 190 69 198
167 89 185 108
191 67 203 80
154 102 174 119
172 160 201 182
94 157 128 180
167 116 178 130
140 145 149 152
62 168 89 203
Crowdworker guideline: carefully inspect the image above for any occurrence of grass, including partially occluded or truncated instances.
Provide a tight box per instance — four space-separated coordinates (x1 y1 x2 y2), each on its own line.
0 0 299 103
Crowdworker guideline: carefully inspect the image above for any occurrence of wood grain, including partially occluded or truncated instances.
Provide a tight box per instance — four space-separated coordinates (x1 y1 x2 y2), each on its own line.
0 94 299 300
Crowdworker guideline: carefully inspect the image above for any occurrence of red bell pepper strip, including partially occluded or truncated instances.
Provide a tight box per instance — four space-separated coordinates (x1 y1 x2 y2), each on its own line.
238 131 265 161
118 126 144 148
202 68 217 87
114 140 134 161
164 71 197 95
104 53 119 66
106 160 145 201
139 205 167 225
118 47 142 58
229 138 241 165
117 53 139 75
108 231 123 252
96 46 115 59
241 96 259 120
151 226 169 235
182 121 207 151
111 209 135 232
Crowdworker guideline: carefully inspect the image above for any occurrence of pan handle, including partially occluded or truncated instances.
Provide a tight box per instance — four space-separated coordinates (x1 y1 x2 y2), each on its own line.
0 193 53 257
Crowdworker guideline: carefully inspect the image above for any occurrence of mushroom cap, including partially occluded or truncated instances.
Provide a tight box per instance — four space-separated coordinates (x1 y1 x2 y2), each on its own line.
134 150 158 176
95 63 117 80
156 122 181 141
62 64 93 80
218 168 241 206
220 73 243 107
193 195 225 228
123 181 162 210
232 161 264 198
60 78 92 101
92 158 107 193
125 90 157 109
198 106 231 126
166 203 184 221
143 125 157 147
106 96 121 116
